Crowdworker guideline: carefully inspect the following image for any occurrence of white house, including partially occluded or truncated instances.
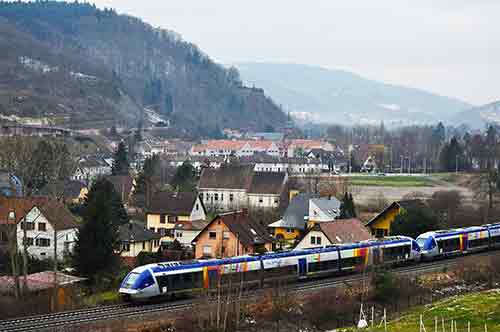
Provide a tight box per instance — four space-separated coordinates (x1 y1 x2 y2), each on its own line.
14 200 78 260
173 219 209 247
198 166 288 212
72 155 111 184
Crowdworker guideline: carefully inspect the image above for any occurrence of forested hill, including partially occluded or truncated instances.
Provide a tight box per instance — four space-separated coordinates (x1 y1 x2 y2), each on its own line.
0 1 286 135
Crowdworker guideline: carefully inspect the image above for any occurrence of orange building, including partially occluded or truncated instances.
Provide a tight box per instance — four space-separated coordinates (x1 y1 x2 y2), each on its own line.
192 211 275 259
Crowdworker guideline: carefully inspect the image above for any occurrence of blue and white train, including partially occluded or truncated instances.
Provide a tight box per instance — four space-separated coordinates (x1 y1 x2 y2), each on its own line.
119 236 420 301
416 222 500 259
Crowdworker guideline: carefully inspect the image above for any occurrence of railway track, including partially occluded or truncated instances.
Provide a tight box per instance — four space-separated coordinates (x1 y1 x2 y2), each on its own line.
1 250 497 332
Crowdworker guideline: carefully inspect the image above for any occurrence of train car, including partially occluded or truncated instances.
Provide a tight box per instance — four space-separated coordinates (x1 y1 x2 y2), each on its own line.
486 222 500 248
119 236 419 302
417 225 492 259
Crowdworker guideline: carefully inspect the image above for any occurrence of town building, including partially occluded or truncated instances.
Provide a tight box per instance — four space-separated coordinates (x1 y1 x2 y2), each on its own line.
190 139 281 158
268 194 341 244
173 219 209 247
0 197 78 260
146 191 207 243
366 200 426 237
198 166 288 211
72 155 112 184
294 218 372 250
39 180 88 204
118 221 161 258
192 211 275 259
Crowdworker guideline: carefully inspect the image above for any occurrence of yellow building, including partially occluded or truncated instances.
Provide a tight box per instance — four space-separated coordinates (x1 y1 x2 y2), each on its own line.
366 200 425 237
146 192 207 243
118 222 161 258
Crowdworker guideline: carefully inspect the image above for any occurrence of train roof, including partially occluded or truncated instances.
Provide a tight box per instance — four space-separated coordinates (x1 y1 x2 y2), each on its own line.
418 225 489 239
141 236 413 274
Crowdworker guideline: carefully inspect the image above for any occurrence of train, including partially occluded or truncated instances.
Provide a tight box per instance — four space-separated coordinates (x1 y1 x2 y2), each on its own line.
119 236 420 301
119 222 500 302
416 222 500 259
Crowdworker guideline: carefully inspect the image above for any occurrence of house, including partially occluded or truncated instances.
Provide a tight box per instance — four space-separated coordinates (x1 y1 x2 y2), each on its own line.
106 175 135 207
118 221 161 258
198 165 254 211
146 191 207 243
192 210 275 259
286 139 335 158
366 200 426 237
294 219 372 250
0 197 79 260
247 172 288 209
268 194 341 243
72 155 112 184
189 139 281 158
173 219 209 247
39 180 88 204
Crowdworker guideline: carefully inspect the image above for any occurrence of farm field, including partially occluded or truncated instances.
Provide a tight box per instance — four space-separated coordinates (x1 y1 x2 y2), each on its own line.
348 175 435 187
360 289 500 332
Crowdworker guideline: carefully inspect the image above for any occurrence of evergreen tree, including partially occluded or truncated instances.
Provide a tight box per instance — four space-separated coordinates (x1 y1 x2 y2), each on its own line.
391 206 438 239
111 141 129 175
339 192 356 219
73 179 128 279
171 161 196 192
439 136 464 172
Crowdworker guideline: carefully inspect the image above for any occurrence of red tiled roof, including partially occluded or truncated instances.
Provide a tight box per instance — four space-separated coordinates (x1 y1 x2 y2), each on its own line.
0 196 48 225
318 219 372 244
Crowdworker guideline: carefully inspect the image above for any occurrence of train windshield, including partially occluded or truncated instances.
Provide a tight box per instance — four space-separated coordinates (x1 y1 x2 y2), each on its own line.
416 238 427 249
123 272 140 289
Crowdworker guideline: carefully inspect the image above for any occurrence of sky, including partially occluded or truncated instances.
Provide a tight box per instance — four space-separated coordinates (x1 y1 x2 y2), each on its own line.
90 0 499 105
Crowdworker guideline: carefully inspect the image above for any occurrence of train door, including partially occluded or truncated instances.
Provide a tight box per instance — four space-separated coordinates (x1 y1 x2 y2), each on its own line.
298 258 307 277
373 246 382 265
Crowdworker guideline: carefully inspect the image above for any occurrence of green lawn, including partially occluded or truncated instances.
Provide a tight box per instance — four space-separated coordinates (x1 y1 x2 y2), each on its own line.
348 176 435 187
356 290 500 332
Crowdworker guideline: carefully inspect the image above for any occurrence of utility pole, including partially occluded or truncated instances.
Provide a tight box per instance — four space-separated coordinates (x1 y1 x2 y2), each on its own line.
456 155 459 174
400 155 403 174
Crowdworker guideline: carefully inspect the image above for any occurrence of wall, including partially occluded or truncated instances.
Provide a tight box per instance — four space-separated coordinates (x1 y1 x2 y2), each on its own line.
199 189 248 211
174 229 201 246
368 206 400 237
248 194 280 209
194 219 248 258
120 239 159 258
294 230 332 250
272 227 301 241
16 207 77 260
189 196 207 221
146 213 178 242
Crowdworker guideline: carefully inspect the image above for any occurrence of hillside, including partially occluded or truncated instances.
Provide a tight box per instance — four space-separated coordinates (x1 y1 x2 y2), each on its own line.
236 62 472 126
450 101 500 129
0 2 286 135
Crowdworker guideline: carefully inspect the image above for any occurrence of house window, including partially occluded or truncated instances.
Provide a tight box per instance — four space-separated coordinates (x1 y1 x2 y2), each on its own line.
209 231 217 240
160 215 166 224
177 232 183 238
286 228 293 233
0 231 8 242
195 203 199 211
199 193 204 201
311 236 322 245
274 198 279 204
223 231 230 240
311 236 316 245
159 228 167 236
122 243 130 252
229 194 234 202
317 237 322 245
64 242 70 252
214 193 219 201
142 242 146 250
259 197 264 203
150 227 156 233
168 216 178 224
38 223 46 232
24 237 34 246
21 222 35 231
36 238 50 247
203 245 212 255
221 193 224 201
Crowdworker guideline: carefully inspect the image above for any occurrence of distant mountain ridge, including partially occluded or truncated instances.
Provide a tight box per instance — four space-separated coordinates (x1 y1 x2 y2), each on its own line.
0 2 286 135
235 62 473 126
450 101 500 129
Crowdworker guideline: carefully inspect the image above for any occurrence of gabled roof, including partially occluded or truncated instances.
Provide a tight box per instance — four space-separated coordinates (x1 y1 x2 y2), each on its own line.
315 219 372 244
174 219 209 231
119 222 161 243
147 191 205 216
37 200 78 231
365 199 426 226
248 172 287 195
193 211 275 247
198 165 254 190
310 197 341 218
269 193 312 230
0 196 49 225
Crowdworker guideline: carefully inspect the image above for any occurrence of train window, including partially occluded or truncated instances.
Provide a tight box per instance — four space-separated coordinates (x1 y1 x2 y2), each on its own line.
438 238 460 252
468 238 489 248
308 259 338 273
341 256 364 269
492 235 500 244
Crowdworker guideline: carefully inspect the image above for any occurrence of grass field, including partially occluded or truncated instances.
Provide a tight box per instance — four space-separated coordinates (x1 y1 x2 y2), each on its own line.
357 290 500 332
348 175 435 187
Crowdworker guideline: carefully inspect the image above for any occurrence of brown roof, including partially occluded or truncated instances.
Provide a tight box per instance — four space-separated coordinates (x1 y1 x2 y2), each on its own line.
147 191 204 216
198 165 254 190
37 200 78 231
174 219 209 231
194 211 275 247
317 219 372 244
0 196 49 225
248 172 287 195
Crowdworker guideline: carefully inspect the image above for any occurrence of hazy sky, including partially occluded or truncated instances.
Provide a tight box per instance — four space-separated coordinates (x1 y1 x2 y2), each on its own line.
91 0 499 105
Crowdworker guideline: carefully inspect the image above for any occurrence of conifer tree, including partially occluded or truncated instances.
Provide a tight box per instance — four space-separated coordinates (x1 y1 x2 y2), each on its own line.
73 179 128 280
111 141 129 175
